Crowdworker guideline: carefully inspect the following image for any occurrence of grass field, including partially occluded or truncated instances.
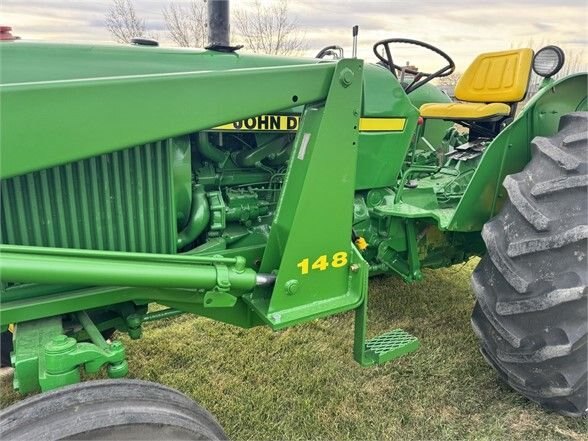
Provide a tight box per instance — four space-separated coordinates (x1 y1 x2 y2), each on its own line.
1 260 586 440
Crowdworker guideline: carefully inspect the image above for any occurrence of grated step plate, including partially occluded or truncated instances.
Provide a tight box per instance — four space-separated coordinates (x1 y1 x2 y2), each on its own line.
365 328 419 364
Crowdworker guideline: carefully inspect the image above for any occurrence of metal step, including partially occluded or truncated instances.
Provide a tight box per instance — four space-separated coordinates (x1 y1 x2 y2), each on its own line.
352 266 420 367
364 329 419 364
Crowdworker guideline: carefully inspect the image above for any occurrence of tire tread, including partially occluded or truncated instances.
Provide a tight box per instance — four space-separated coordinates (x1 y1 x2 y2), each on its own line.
471 112 588 417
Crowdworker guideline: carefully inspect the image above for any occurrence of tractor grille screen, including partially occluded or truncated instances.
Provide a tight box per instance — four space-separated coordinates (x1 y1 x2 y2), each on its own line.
1 142 176 254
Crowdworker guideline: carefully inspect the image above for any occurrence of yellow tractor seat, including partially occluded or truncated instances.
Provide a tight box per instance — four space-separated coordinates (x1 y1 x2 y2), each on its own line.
419 48 534 121
420 102 511 120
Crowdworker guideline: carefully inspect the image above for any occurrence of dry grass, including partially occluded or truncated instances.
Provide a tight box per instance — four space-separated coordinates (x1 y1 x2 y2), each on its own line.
1 260 586 440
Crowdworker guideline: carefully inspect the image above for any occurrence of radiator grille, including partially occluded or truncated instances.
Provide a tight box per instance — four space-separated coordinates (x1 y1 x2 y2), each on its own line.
1 141 176 253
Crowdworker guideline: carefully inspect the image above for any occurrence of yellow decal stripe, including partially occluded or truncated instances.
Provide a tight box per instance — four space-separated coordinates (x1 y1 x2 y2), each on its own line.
211 116 406 132
358 117 406 132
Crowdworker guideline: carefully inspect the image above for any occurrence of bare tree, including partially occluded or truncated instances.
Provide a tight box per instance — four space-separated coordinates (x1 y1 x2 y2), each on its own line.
435 72 462 88
163 1 207 48
434 72 461 98
105 0 147 44
233 0 306 56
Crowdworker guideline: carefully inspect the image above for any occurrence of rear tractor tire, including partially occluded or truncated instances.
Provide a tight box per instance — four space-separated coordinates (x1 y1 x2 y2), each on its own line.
471 112 588 417
0 379 227 440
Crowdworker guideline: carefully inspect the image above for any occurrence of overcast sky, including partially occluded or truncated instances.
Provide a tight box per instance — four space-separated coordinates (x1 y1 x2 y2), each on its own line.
2 0 587 72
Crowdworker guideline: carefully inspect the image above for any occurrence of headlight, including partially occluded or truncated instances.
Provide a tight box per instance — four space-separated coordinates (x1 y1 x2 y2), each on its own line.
533 46 565 77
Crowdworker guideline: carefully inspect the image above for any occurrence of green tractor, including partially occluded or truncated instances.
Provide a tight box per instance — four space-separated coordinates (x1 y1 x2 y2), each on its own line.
0 18 586 438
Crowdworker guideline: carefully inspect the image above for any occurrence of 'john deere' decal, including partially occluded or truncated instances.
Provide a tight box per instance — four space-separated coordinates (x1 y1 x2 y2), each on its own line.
213 115 299 132
211 115 406 132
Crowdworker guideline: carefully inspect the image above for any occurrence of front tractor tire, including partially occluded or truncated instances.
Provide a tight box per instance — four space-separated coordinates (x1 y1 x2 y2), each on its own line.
0 380 227 440
472 112 588 417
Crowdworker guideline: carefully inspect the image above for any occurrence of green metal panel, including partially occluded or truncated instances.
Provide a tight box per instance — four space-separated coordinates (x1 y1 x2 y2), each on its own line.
12 315 128 393
0 42 321 84
531 74 588 136
11 316 63 393
355 65 419 189
1 284 262 329
246 59 365 328
406 82 453 151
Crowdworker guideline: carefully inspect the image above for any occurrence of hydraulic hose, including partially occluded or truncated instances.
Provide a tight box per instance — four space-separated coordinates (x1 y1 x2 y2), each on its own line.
197 132 229 164
177 184 210 249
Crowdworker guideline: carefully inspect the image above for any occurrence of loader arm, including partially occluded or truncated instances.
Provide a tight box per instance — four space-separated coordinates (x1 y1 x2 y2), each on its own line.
0 62 336 178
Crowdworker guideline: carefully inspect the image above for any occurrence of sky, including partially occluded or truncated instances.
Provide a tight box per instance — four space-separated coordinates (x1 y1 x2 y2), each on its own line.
2 0 587 73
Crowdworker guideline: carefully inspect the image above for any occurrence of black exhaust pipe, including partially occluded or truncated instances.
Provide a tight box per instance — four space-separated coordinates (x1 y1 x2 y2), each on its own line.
207 0 230 47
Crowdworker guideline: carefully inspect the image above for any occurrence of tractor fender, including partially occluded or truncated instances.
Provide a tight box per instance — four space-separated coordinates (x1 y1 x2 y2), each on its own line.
524 73 588 138
449 72 587 232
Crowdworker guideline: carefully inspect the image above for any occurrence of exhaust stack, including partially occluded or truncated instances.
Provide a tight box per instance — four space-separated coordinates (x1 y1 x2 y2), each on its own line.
207 0 230 47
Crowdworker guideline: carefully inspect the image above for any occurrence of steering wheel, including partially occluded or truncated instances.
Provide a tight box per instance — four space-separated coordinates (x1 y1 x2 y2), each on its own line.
373 38 455 93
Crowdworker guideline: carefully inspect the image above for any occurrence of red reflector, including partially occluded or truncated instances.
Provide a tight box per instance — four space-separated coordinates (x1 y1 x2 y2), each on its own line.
0 26 17 41
417 116 424 125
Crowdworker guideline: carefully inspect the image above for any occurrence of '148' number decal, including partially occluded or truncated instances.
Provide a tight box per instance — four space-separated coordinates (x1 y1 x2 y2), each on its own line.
297 252 348 275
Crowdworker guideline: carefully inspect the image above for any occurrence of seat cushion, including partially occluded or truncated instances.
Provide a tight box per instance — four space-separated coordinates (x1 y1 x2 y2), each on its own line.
419 102 511 120
455 48 534 103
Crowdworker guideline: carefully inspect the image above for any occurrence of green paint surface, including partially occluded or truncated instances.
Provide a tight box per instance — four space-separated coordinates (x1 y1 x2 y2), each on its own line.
1 41 586 393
